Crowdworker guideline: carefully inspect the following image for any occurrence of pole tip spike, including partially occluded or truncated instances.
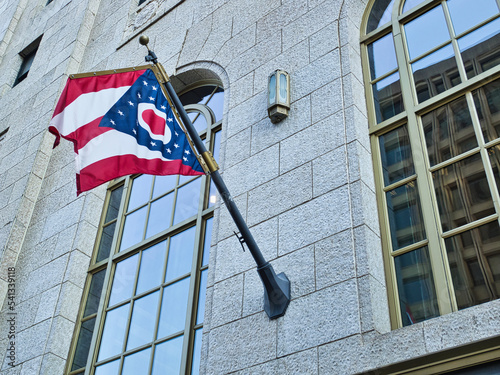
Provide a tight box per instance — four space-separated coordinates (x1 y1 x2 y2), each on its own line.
139 35 150 46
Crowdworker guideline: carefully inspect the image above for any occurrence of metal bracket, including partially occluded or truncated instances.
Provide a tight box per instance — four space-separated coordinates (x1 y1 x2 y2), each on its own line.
234 231 246 252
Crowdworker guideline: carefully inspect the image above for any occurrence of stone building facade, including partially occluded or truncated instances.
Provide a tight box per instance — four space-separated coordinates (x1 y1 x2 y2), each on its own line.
0 0 499 374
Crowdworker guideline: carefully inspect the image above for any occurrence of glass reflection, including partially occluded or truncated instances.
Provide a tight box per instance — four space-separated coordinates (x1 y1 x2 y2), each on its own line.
445 222 500 309
394 247 440 326
191 329 203 375
404 5 450 59
386 182 426 250
412 44 459 103
152 175 177 198
128 175 153 211
152 336 183 375
373 72 404 123
421 95 476 166
367 0 395 33
94 359 120 375
146 193 174 239
189 112 208 134
120 207 147 251
202 218 213 266
368 33 398 80
136 242 167 295
71 318 96 371
447 0 499 36
196 270 208 325
458 18 500 79
165 227 195 282
402 0 424 13
98 303 129 361
126 292 159 350
83 270 106 316
97 222 116 262
109 254 139 306
433 153 494 231
474 78 500 143
207 88 224 121
379 125 415 186
105 186 123 223
157 277 190 339
173 178 201 224
122 348 151 375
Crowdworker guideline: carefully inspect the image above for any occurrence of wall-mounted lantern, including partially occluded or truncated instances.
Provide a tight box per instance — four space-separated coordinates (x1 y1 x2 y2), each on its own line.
268 70 290 124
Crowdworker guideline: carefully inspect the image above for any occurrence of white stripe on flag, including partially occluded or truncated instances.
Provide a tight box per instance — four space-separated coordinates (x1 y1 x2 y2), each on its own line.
50 86 131 136
76 129 173 172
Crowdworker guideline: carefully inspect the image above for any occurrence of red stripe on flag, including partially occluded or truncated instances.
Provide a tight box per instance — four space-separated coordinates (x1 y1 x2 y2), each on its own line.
77 154 204 195
52 70 147 118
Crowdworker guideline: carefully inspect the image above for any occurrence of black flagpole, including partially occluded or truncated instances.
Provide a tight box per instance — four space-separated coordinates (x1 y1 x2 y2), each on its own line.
139 36 290 319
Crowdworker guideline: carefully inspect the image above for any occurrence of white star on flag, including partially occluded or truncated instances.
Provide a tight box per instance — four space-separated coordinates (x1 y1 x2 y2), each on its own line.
161 105 166 110
128 101 134 106
166 148 172 153
118 110 124 116
184 150 190 155
167 117 173 122
143 80 148 86
137 93 141 99
152 86 157 91
149 96 155 101
183 156 188 161
151 141 156 146
110 119 116 126
174 143 179 148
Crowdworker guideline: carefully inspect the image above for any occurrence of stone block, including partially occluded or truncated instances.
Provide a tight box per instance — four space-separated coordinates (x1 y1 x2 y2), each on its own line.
54 281 83 323
63 250 90 287
279 112 345 174
45 316 74 359
19 255 69 301
311 77 343 124
312 146 348 197
224 144 279 197
11 320 51 366
34 285 60 324
211 273 244 328
39 353 65 375
277 280 359 356
206 312 277 374
247 163 312 226
357 275 390 334
19 356 42 375
353 224 383 282
347 140 375 189
224 127 251 169
315 229 355 290
41 198 84 241
310 21 339 62
227 91 267 137
349 180 379 232
256 0 308 43
278 187 351 255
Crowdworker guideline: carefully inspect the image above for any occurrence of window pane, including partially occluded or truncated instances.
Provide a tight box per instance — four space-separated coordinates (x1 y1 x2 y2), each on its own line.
202 218 213 266
83 270 106 316
152 175 177 198
421 95 476 166
447 0 499 35
367 0 395 33
191 328 203 375
122 348 151 375
157 277 190 339
207 88 224 121
109 254 139 306
152 336 183 375
379 125 415 186
368 33 398 80
120 207 147 251
190 112 208 134
71 318 96 371
128 175 153 211
433 154 495 232
165 227 195 282
404 5 450 59
98 303 130 361
94 359 120 375
458 18 500 79
473 78 500 143
394 247 440 326
412 44 459 103
96 222 116 262
445 222 500 309
146 193 174 238
402 0 425 13
173 177 202 224
105 186 123 223
373 72 404 123
386 182 426 250
136 241 167 295
196 269 208 325
126 292 159 350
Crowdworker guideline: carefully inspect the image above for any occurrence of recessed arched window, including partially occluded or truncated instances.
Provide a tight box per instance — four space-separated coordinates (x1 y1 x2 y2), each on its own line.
65 82 223 375
362 0 500 328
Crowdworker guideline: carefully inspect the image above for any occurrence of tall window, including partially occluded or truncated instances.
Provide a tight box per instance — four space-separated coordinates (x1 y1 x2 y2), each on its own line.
14 36 42 86
66 83 223 374
362 0 500 328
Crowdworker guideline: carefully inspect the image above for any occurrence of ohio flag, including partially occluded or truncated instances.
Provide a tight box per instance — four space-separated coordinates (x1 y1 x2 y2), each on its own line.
49 68 205 195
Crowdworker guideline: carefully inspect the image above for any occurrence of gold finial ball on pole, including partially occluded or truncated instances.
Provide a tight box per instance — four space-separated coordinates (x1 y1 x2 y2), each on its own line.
139 35 150 46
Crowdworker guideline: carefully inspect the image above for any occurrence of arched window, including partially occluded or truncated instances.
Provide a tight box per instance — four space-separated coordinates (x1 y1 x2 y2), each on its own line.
66 82 223 374
362 0 500 328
